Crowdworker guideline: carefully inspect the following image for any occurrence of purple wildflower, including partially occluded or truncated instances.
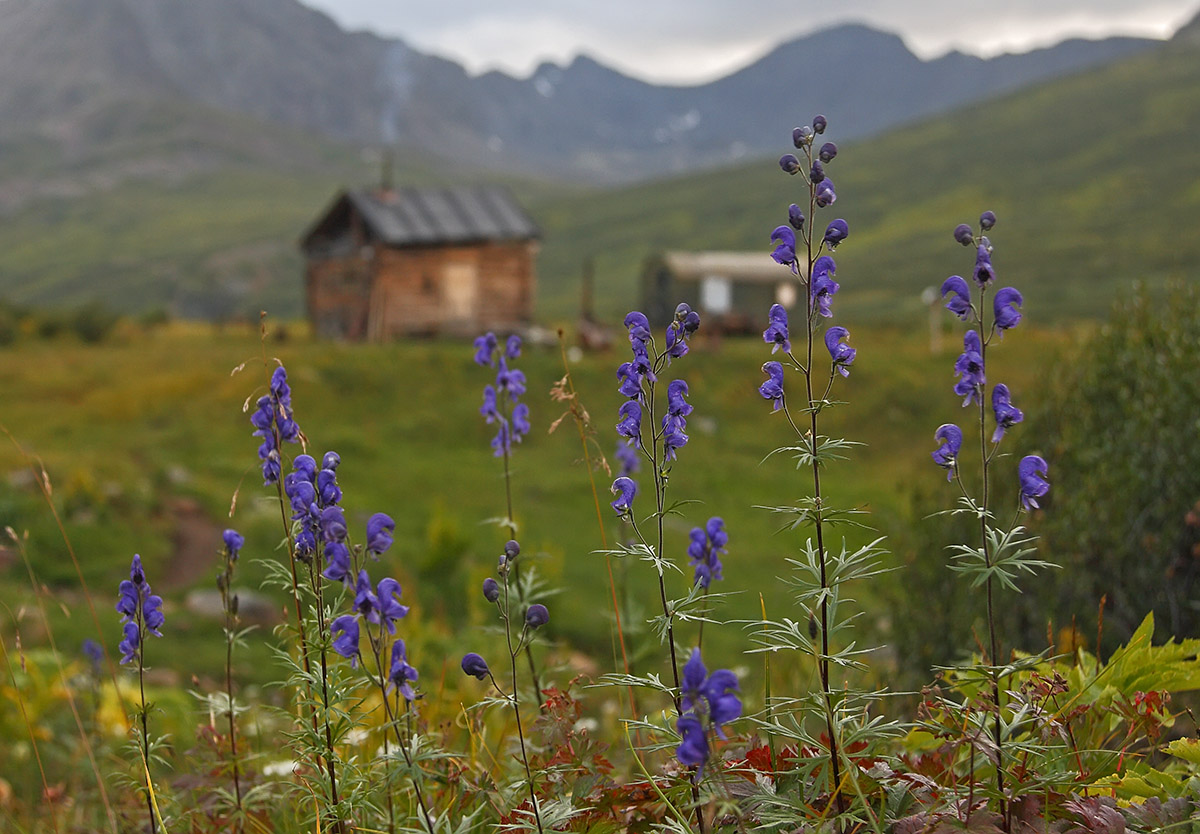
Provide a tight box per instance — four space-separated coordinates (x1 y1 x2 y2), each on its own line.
511 403 531 442
759 361 784 410
317 467 341 507
931 424 963 481
375 577 410 634
763 304 790 353
980 210 997 231
991 384 1024 443
366 513 395 555
779 153 801 175
482 577 501 603
819 142 838 163
811 255 840 318
812 114 827 134
953 330 985 406
815 177 836 208
666 379 692 418
941 275 972 320
480 385 499 422
688 517 727 588
320 506 347 543
793 125 814 147
661 414 689 462
610 476 637 516
994 287 1023 332
505 333 522 359
386 639 419 701
616 400 643 446
322 542 352 585
322 451 340 471
331 615 360 667
1018 455 1050 510
617 362 642 398
824 219 849 249
496 357 526 400
810 159 826 183
353 569 379 621
680 648 742 735
825 326 857 377
770 225 797 272
223 529 244 561
119 622 140 665
473 332 498 366
954 224 974 246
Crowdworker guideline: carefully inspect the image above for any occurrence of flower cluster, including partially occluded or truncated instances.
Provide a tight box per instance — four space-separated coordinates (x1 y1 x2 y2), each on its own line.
688 517 728 589
762 114 856 406
476 332 530 457
932 211 1048 509
331 565 412 676
283 452 352 582
611 304 701 507
675 648 741 778
115 554 164 665
249 366 300 485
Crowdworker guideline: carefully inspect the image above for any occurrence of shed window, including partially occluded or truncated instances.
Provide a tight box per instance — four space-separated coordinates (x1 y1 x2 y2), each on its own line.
443 262 478 319
701 276 732 314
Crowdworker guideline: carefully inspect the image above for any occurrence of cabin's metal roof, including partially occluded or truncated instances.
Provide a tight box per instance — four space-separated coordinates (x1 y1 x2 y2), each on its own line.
658 250 805 282
314 186 540 247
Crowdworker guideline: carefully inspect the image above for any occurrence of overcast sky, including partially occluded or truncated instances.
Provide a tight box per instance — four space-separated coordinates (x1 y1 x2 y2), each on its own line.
299 1 1199 84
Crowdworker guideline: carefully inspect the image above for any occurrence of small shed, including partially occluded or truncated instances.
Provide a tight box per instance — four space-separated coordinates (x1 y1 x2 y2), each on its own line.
642 251 801 332
300 186 540 340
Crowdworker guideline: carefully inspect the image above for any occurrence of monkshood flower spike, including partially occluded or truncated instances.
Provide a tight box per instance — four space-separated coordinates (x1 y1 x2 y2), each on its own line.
674 648 741 780
117 553 164 833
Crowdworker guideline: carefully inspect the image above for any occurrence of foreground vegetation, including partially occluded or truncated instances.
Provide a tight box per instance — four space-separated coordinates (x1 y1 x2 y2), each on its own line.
4 108 1200 834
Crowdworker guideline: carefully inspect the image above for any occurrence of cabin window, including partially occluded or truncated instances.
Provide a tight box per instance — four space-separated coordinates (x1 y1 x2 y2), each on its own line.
701 276 732 315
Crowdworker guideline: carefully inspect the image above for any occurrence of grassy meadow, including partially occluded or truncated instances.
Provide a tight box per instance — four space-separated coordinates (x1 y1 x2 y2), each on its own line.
0 315 1076 697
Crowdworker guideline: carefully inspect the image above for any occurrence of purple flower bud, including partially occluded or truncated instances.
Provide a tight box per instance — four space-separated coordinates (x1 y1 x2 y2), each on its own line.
815 177 837 208
809 160 825 183
611 476 637 516
788 203 805 230
320 506 347 543
824 326 856 377
525 603 550 628
991 384 1024 443
759 362 784 410
980 210 997 231
624 311 651 342
504 540 521 559
931 424 963 480
812 114 827 134
321 451 340 471
818 142 838 163
823 219 849 249
994 287 1023 332
954 224 974 246
779 154 801 175
792 125 814 147
505 333 522 359
482 577 500 603
130 554 146 586
973 244 995 286
1018 455 1050 510
461 652 489 680
293 454 318 481
941 275 972 320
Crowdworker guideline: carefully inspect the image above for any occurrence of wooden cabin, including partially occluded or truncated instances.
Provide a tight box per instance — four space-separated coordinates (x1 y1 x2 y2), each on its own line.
300 186 540 340
641 251 800 332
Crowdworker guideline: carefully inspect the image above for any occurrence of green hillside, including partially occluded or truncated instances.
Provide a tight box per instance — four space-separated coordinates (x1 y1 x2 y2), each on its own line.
532 39 1200 325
